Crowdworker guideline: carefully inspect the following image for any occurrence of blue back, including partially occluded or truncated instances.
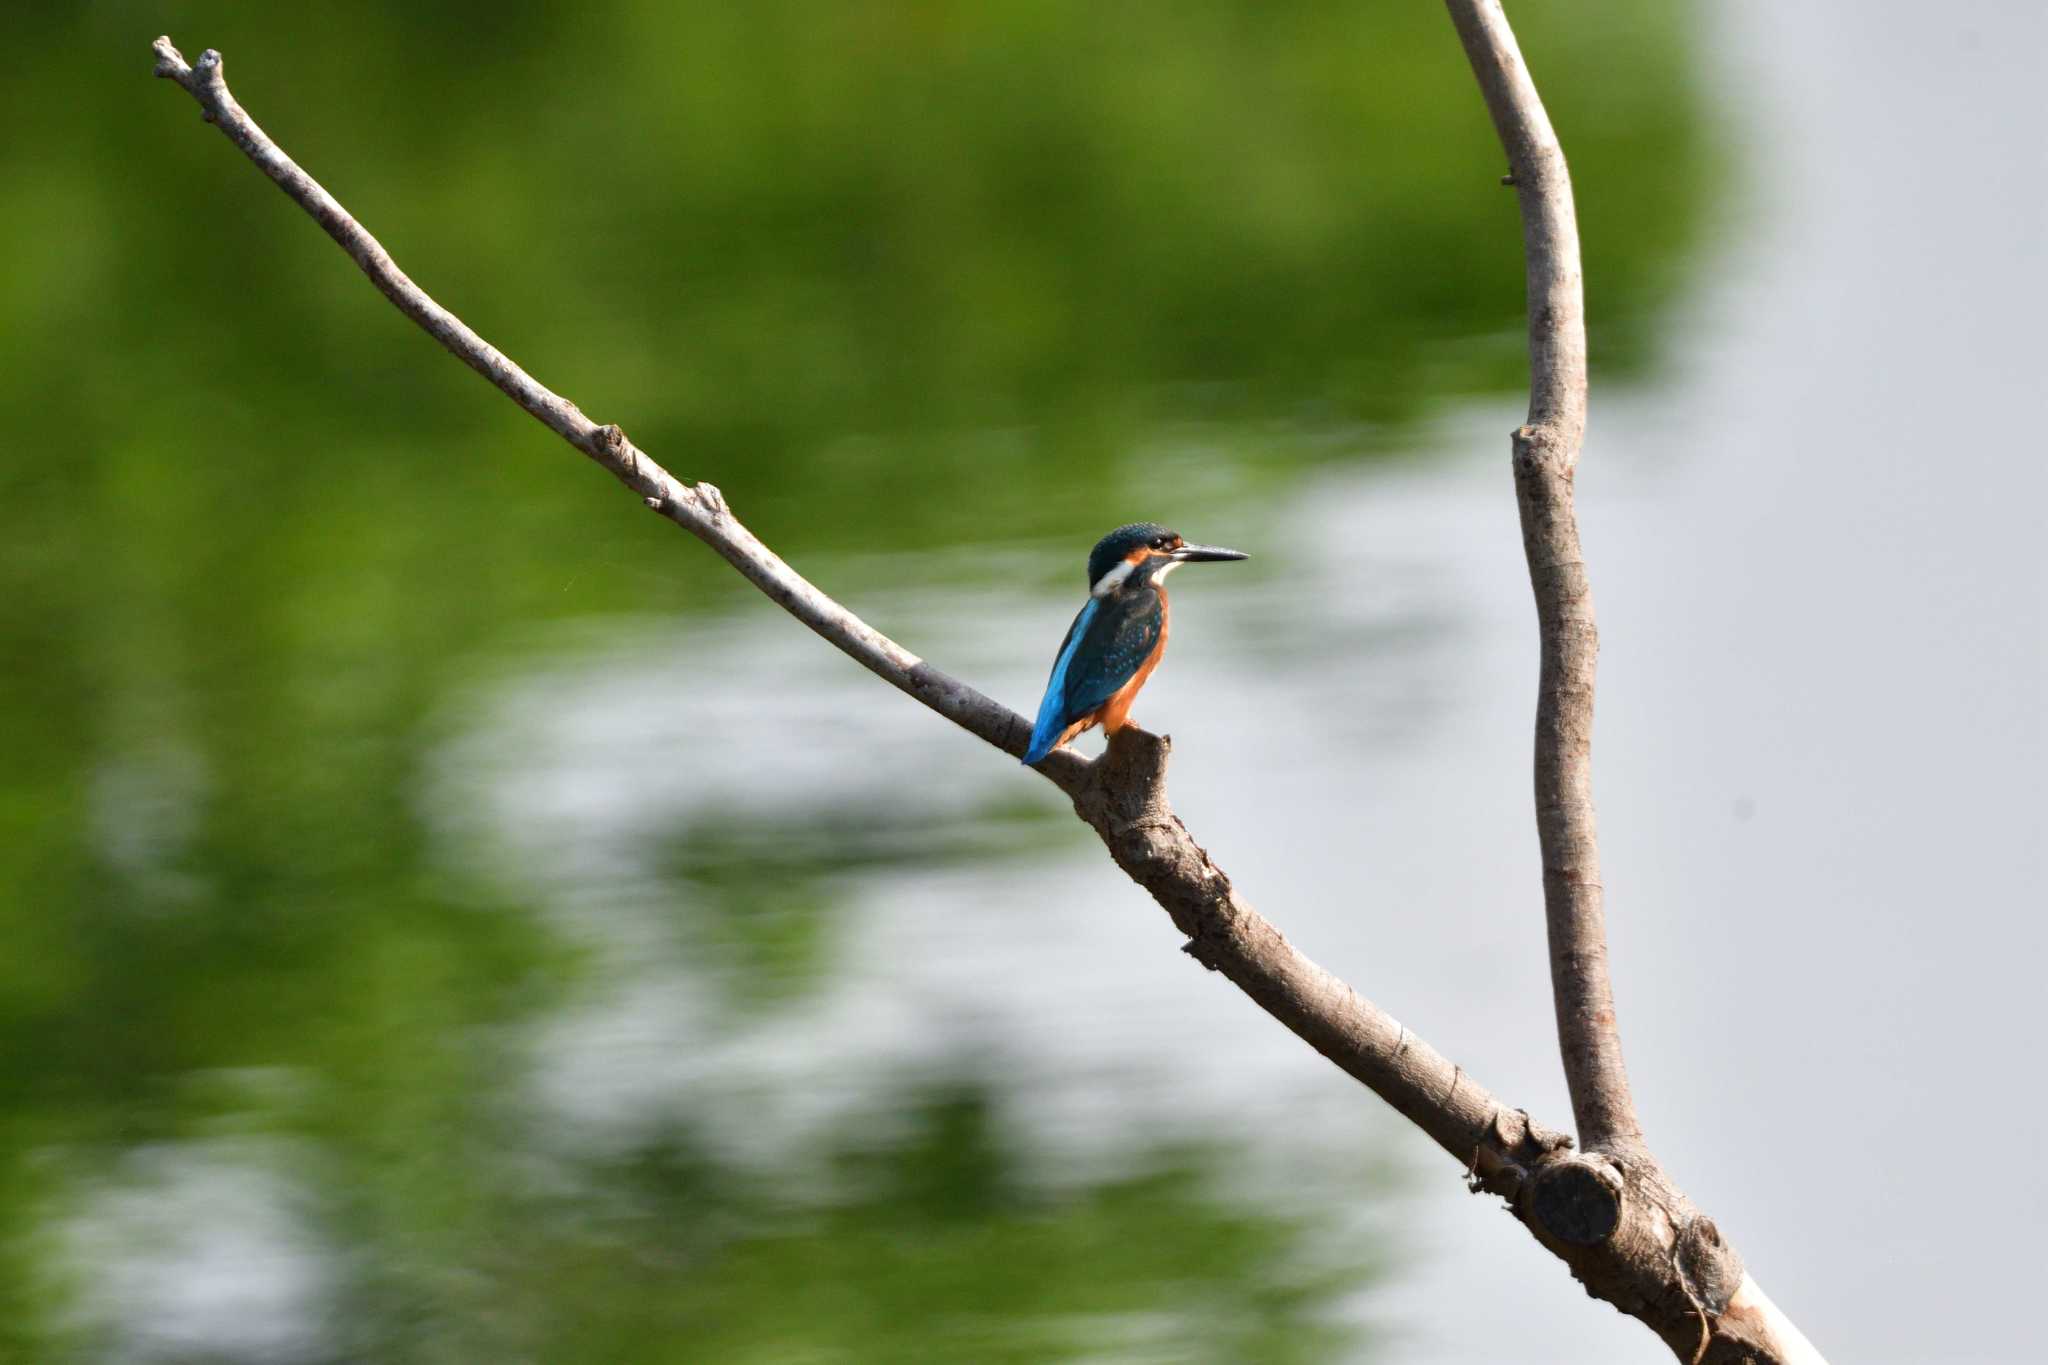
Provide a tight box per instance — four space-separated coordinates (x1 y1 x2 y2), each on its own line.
1023 586 1164 763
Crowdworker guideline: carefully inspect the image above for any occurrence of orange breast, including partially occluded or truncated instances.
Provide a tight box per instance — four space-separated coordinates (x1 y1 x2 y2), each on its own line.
1097 590 1170 734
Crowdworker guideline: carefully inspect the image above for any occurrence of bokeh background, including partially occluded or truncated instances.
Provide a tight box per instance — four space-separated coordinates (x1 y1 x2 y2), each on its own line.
3 1 2041 1361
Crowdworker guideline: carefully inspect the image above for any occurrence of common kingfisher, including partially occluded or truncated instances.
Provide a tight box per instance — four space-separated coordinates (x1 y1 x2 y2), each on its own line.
1022 522 1248 765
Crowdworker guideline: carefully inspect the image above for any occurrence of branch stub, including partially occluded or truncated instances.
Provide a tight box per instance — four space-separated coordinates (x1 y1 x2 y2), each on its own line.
1529 1154 1624 1246
1674 1214 1746 1316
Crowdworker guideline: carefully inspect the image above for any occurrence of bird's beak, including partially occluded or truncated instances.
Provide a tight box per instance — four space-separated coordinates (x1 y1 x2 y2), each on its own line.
1171 543 1249 563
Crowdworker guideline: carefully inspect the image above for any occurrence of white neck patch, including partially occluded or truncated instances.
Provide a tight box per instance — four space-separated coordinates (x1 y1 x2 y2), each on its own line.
1090 558 1140 598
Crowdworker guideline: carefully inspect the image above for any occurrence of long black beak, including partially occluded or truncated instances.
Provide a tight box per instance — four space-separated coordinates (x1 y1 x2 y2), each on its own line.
1172 543 1249 563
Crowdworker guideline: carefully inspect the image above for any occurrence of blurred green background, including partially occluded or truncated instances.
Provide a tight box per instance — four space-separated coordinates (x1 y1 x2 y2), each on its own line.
0 2 1712 1359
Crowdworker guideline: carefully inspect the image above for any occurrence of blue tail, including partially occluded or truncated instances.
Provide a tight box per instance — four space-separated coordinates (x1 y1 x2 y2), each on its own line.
1022 704 1066 766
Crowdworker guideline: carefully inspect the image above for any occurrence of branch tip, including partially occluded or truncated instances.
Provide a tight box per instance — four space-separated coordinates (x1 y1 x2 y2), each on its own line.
150 36 189 80
1529 1155 1623 1247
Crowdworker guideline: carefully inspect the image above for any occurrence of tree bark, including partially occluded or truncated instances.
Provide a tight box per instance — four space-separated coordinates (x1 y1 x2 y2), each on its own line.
149 20 1825 1360
1443 0 1639 1166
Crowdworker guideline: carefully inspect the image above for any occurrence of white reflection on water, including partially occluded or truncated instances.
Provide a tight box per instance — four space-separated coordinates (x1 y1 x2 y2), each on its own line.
423 543 1467 1168
422 2 2045 1361
62 1140 330 1364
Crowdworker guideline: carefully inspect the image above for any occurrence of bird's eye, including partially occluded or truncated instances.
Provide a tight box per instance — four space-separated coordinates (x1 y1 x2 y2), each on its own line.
1151 536 1168 549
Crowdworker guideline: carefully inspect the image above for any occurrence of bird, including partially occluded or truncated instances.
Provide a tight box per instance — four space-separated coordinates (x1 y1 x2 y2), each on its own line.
1022 522 1248 765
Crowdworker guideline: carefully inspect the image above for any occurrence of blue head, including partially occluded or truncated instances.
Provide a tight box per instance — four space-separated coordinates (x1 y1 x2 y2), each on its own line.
1084 522 1248 598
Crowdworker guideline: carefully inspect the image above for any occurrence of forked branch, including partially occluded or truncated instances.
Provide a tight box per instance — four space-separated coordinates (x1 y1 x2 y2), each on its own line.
150 25 1822 1361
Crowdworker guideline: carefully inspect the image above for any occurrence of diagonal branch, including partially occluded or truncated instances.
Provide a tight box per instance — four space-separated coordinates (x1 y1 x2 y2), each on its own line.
149 41 1040 781
146 30 1561 1189
149 31 1825 1362
1442 0 1639 1158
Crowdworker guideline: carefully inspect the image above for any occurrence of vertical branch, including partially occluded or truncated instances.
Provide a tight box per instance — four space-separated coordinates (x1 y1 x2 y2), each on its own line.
1441 0 1640 1155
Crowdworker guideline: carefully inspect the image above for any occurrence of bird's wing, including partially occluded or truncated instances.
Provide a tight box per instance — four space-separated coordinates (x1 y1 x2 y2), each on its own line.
1023 588 1164 764
1024 598 1100 763
1062 586 1163 720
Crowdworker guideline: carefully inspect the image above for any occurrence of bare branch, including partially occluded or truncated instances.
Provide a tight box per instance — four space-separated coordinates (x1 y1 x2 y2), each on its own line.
1440 0 1638 1158
148 38 1038 776
1437 5 1827 1361
147 31 1562 1191
150 30 1827 1361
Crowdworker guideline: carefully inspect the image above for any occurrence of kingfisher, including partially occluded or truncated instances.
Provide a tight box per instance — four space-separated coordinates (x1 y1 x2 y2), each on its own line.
1022 522 1248 765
